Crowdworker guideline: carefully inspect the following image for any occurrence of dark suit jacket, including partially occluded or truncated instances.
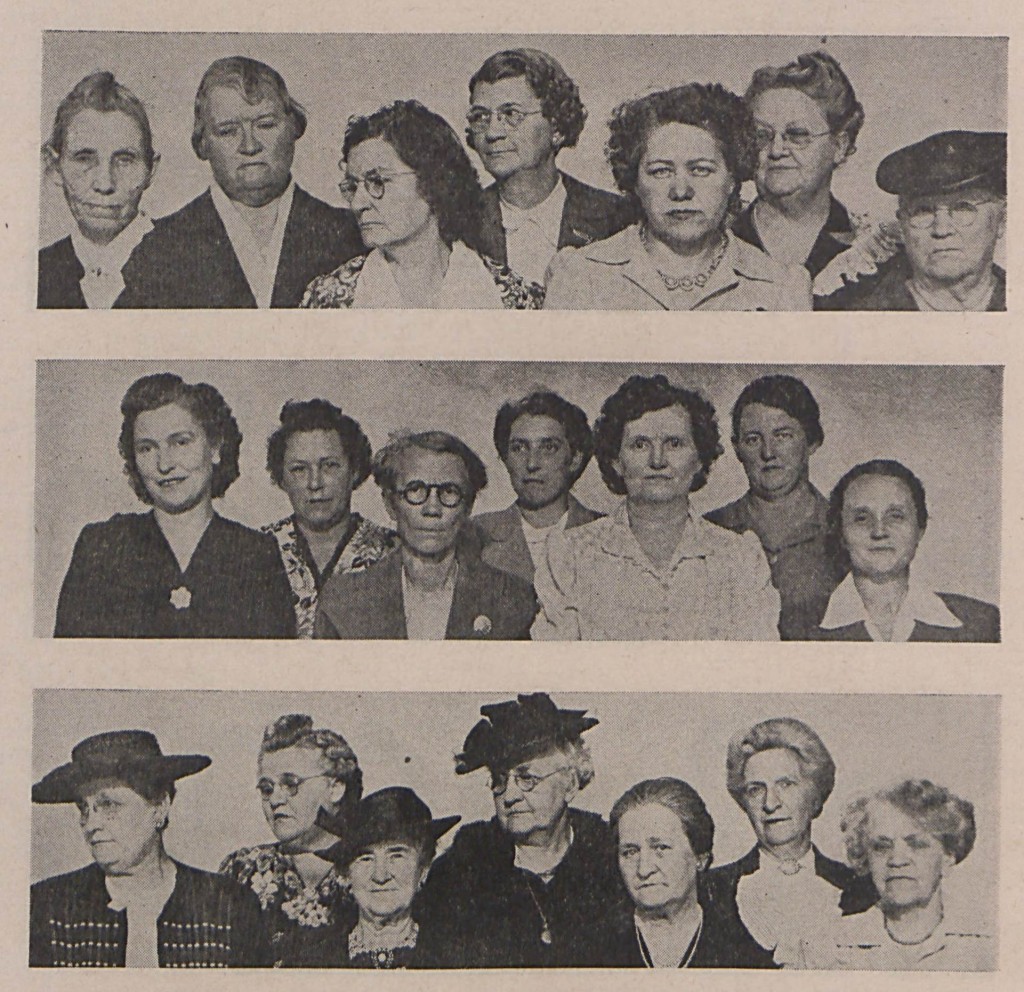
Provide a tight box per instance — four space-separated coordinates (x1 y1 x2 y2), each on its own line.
703 845 877 966
314 548 537 639
807 592 1000 642
117 185 362 308
470 495 603 584
38 236 89 308
475 172 635 269
815 251 1007 311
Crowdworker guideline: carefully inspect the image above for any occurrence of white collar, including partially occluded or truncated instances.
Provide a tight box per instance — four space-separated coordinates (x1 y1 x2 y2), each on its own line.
500 178 566 236
756 845 816 875
71 211 153 308
520 509 568 543
820 572 963 640
907 274 996 312
353 241 504 309
209 179 295 308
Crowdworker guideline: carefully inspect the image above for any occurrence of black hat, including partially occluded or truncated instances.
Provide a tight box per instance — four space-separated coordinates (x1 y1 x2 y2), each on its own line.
877 130 1007 198
455 692 598 774
318 787 460 868
32 730 211 804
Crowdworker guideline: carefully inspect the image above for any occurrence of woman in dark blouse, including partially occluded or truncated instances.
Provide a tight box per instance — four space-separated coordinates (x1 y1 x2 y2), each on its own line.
54 373 295 637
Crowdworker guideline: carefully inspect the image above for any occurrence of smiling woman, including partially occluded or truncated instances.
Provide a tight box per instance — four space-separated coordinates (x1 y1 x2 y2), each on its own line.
53 373 295 638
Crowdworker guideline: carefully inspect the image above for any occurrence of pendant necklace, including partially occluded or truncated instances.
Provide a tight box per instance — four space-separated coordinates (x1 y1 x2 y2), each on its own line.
524 878 553 945
635 913 703 969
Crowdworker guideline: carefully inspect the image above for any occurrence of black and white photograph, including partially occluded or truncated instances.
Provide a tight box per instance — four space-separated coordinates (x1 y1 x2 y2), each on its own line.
38 33 1007 311
36 360 1001 642
30 688 999 970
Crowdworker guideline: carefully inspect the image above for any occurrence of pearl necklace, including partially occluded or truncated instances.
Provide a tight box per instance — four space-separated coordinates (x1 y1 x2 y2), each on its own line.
635 912 703 968
640 227 727 292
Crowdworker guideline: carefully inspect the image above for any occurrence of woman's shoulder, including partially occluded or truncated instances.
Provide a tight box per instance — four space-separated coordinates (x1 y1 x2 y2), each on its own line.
218 843 283 877
73 512 153 546
210 515 281 554
935 593 1001 642
301 255 368 308
729 237 812 303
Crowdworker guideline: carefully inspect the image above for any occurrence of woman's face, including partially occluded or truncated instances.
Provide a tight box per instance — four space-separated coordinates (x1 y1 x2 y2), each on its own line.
750 88 846 203
77 779 167 874
841 474 923 581
613 405 702 506
635 122 735 252
345 841 428 922
54 108 155 245
132 402 219 514
865 800 952 911
385 448 471 560
739 747 820 853
618 802 705 914
258 745 343 849
344 137 434 252
280 429 355 532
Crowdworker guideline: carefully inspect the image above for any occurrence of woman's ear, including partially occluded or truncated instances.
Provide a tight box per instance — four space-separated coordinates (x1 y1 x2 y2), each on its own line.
44 145 64 187
144 153 161 191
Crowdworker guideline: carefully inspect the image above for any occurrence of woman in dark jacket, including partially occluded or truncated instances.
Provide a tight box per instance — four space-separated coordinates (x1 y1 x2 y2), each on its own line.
54 373 295 637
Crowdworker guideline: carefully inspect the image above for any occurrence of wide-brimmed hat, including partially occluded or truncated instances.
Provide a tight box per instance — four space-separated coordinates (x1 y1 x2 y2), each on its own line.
32 730 211 804
877 130 1007 199
455 692 598 774
318 787 460 868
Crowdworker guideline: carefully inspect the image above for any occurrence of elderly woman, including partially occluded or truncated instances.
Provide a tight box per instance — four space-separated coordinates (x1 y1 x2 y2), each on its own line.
219 715 362 966
302 100 541 309
809 459 1000 641
315 431 536 639
302 787 459 968
264 400 396 637
30 730 270 967
703 718 875 967
597 778 773 968
532 374 780 640
798 779 992 970
39 71 159 308
544 83 810 310
54 373 295 638
733 52 898 297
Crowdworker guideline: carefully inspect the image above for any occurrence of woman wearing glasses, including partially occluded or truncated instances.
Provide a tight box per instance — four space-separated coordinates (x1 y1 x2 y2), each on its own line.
733 52 899 298
315 430 536 639
544 83 811 311
301 100 542 309
218 714 363 967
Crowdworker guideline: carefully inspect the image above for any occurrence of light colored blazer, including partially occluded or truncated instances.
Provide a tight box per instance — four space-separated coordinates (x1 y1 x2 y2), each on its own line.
543 226 812 311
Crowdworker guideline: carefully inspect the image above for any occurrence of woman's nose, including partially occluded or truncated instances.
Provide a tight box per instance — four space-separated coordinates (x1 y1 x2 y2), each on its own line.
636 848 658 878
420 490 444 517
91 159 115 194
156 445 176 473
370 857 393 883
760 437 777 461
930 206 956 237
308 466 323 490
870 518 888 539
668 178 694 200
763 787 782 812
648 442 667 468
239 123 262 155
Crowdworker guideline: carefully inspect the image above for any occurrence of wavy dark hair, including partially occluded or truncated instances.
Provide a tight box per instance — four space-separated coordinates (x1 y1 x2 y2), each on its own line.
468 48 587 150
118 373 242 503
343 100 485 249
266 399 372 489
606 83 757 218
731 374 824 448
825 459 928 574
594 374 723 495
372 430 488 507
746 50 864 154
46 70 156 168
493 390 594 484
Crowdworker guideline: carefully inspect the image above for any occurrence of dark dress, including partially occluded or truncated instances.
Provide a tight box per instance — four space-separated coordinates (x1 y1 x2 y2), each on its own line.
117 186 363 308
37 236 88 308
29 860 273 967
702 845 877 967
594 890 777 968
807 592 1000 642
54 511 296 638
416 808 627 967
218 844 354 967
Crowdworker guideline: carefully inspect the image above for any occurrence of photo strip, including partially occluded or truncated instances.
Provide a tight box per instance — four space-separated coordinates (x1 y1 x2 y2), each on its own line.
36 360 1001 642
30 688 998 970
38 32 1006 311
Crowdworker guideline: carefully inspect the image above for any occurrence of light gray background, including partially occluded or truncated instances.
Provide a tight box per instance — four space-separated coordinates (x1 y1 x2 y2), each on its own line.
30 688 999 936
34 361 1002 636
39 33 1008 249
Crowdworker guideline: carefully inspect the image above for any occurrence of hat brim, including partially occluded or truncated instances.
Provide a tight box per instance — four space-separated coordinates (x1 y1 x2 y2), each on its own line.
32 754 211 804
456 716 599 774
319 814 461 868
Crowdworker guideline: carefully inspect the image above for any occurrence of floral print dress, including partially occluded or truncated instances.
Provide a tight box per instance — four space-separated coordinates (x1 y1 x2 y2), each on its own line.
219 844 353 967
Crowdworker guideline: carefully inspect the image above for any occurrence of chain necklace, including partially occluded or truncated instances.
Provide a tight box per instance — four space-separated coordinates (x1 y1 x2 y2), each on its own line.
523 877 553 945
640 227 727 292
635 912 703 969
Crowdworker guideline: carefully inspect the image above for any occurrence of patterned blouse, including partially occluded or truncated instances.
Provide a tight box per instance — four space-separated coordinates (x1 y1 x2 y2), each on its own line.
218 844 353 968
264 513 396 638
300 250 544 309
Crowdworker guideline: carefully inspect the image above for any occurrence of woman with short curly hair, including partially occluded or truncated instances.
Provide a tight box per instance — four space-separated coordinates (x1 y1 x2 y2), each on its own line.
532 374 781 640
54 373 294 638
302 100 542 309
545 84 811 310
796 779 993 970
219 714 363 967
